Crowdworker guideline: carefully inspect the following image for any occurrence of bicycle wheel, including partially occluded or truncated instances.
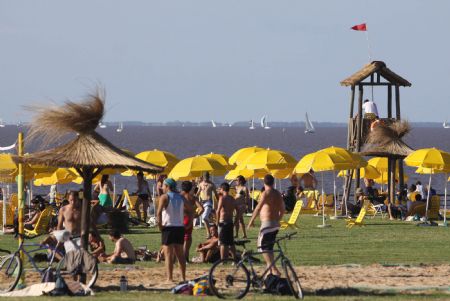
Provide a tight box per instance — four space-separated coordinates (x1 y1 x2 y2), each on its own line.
0 254 22 293
209 259 250 299
282 259 303 299
56 256 99 288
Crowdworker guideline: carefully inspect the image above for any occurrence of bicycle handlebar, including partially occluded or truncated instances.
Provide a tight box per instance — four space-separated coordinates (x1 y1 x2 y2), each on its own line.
275 232 297 243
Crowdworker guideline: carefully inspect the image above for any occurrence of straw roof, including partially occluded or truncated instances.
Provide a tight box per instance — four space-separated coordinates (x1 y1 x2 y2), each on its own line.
21 132 163 173
20 90 163 174
360 120 414 158
340 61 411 87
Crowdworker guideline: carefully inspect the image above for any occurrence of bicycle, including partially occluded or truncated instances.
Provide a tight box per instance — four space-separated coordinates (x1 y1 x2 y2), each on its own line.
208 232 303 299
0 231 98 293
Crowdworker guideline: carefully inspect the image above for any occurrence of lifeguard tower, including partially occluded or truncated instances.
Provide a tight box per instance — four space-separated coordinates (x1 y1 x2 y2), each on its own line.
340 61 412 204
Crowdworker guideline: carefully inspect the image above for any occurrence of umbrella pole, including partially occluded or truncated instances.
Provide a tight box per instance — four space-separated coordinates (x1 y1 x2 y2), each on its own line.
425 172 432 221
444 173 448 226
1 185 6 234
333 171 337 218
252 177 255 211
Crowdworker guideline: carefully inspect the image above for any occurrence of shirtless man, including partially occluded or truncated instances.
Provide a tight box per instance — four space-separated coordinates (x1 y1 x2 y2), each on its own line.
57 191 82 235
105 229 136 264
234 176 248 238
216 183 237 260
180 181 203 262
196 172 219 238
248 175 285 275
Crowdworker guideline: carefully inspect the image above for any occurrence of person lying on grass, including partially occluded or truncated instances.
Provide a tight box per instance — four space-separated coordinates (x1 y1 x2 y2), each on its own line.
101 229 136 264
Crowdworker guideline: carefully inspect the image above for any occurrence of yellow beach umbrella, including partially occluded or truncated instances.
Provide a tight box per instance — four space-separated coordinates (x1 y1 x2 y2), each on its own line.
0 154 19 171
136 149 178 174
320 146 367 168
405 148 450 170
34 168 78 186
244 149 297 171
224 167 266 180
228 146 264 166
338 165 381 179
368 157 390 172
168 156 226 180
294 151 354 174
295 151 354 228
404 148 450 223
373 172 408 185
271 168 293 179
202 153 233 170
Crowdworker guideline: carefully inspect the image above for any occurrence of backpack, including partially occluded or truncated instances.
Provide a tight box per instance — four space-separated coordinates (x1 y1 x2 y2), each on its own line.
193 279 209 296
263 274 292 296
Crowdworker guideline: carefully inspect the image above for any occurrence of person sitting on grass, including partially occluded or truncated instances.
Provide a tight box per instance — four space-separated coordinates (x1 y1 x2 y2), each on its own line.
195 224 219 263
88 231 106 261
405 194 427 220
103 229 136 264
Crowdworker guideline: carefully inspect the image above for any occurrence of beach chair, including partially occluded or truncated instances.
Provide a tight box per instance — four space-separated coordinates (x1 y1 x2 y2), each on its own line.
280 200 303 230
346 199 370 228
369 203 385 219
123 189 138 216
24 207 54 237
301 190 319 214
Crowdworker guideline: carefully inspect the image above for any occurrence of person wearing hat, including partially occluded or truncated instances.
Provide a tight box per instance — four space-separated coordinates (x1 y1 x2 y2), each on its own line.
347 188 365 217
157 178 187 282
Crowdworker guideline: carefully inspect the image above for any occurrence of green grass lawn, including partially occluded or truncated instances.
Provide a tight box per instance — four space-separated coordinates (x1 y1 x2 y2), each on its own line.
3 215 449 266
1 215 450 300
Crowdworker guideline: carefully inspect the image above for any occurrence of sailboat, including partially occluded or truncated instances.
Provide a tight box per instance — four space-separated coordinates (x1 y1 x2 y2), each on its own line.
260 115 271 129
98 122 107 129
304 112 315 134
211 120 217 128
249 120 255 130
444 120 450 129
0 119 5 128
116 122 123 133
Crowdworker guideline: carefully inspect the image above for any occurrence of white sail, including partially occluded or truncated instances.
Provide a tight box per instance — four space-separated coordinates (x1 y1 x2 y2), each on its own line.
116 122 123 133
99 122 107 128
260 115 266 128
444 121 450 129
249 120 255 130
0 119 5 128
211 120 217 128
304 112 315 134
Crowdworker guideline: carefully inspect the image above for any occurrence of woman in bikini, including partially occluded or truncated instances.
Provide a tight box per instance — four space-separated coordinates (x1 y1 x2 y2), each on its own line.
234 176 248 238
94 175 113 208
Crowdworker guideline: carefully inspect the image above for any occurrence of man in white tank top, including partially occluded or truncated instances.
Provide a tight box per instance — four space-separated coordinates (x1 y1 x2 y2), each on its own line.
157 178 187 282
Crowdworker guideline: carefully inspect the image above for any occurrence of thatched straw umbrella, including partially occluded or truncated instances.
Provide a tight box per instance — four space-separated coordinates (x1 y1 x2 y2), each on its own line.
360 120 413 204
20 91 163 248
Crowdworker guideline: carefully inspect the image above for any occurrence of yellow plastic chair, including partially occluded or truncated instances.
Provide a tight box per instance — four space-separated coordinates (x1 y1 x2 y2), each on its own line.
24 207 54 237
346 199 370 228
123 189 138 216
10 194 18 208
280 200 303 230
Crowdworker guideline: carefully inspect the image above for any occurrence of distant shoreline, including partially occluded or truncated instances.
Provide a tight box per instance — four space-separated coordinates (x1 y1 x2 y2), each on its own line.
0 121 445 128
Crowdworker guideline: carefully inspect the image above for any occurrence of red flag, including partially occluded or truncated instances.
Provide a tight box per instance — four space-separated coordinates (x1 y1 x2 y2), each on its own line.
351 23 367 31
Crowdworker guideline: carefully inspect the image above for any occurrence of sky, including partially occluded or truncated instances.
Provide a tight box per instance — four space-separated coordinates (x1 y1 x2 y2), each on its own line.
0 0 449 124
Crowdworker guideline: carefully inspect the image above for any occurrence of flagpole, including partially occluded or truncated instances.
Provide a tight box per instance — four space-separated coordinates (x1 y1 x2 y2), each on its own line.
365 25 372 61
